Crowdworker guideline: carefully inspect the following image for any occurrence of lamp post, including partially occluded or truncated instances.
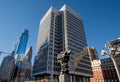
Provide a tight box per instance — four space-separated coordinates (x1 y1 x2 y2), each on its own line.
101 38 120 81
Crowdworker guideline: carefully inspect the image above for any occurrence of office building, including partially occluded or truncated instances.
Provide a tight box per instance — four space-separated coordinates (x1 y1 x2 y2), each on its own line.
33 5 87 81
0 52 15 81
16 29 29 54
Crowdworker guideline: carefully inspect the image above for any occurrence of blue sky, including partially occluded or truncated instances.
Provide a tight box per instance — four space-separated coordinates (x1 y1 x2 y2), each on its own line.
0 0 120 64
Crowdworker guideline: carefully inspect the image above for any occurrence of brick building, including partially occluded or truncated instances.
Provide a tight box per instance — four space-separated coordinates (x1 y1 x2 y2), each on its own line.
92 58 118 82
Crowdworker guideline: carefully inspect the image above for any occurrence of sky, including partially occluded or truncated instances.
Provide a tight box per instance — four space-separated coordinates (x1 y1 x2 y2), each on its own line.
0 0 120 64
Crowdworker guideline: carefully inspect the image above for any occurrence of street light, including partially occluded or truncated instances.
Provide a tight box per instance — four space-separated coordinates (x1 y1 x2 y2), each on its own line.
101 38 120 81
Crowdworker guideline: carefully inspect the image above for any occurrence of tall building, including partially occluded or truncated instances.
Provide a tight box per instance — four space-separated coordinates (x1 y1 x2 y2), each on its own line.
0 52 15 81
33 5 87 81
16 29 29 54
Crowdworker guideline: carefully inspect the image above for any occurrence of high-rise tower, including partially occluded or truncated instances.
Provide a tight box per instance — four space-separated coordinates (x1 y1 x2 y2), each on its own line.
33 5 87 81
16 29 29 54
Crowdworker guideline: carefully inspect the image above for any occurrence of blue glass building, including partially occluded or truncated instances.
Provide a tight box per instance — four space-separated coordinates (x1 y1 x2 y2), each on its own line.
16 29 29 54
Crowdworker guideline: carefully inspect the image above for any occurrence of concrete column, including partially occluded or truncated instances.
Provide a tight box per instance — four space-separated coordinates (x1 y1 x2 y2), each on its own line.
83 77 86 82
73 75 76 82
87 78 89 82
35 76 37 82
86 78 88 82
79 76 83 82
59 74 70 82
70 75 73 82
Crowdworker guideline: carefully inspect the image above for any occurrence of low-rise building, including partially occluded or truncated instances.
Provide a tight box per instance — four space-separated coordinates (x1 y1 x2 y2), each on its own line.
74 47 98 82
92 58 119 82
13 55 31 82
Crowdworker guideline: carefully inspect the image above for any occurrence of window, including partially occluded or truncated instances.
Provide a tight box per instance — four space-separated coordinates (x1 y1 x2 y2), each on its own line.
48 66 52 71
48 61 52 65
